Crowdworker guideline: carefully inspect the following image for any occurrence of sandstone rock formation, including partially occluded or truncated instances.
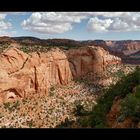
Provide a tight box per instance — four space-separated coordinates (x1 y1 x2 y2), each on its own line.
0 47 28 74
0 46 121 103
105 40 140 56
67 46 120 77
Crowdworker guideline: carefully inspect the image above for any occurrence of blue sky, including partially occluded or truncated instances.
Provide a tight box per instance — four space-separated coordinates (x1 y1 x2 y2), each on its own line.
1 12 140 40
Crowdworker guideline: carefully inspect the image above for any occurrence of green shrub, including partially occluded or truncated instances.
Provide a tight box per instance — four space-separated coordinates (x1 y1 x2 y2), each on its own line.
21 46 30 53
90 105 107 127
27 120 34 128
120 94 140 117
74 104 86 116
90 66 140 128
74 100 92 116
113 69 125 78
56 118 75 128
135 85 140 98
3 101 20 112
49 86 56 96
77 116 92 127
4 102 11 110
50 86 55 92
118 84 140 122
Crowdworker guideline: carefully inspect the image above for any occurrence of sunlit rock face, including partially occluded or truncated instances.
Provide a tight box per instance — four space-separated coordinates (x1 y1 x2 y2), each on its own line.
0 46 121 103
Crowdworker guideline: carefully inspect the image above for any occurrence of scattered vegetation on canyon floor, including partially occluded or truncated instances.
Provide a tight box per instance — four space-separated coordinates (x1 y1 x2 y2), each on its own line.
56 66 140 128
87 66 140 128
0 63 139 128
3 100 20 112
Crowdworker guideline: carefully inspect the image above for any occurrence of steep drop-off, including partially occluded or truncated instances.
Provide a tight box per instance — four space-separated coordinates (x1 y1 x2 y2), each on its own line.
0 46 121 103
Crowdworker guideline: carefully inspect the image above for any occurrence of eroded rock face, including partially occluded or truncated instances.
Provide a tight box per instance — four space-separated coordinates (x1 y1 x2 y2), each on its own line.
106 97 134 128
106 40 140 56
67 46 121 77
0 47 28 74
0 46 121 103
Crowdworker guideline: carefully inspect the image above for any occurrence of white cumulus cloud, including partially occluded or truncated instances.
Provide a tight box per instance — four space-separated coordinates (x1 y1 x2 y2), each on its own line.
21 12 140 34
87 12 140 32
87 17 113 32
0 13 12 36
21 12 89 34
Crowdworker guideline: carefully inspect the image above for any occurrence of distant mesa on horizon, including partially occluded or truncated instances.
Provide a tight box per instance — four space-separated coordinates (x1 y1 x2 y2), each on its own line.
0 35 139 42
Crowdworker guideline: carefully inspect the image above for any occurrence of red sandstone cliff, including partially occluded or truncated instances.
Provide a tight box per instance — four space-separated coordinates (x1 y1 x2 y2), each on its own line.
0 46 121 103
106 41 140 56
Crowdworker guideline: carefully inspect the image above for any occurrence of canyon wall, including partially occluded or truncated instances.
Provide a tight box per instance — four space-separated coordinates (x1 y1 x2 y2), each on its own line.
0 46 121 103
105 41 140 56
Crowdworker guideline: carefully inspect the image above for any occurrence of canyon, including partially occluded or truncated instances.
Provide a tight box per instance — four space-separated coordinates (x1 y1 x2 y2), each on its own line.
0 36 140 128
0 45 121 103
1 36 140 56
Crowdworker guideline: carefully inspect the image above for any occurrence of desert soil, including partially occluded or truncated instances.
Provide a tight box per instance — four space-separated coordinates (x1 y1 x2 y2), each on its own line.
0 64 137 128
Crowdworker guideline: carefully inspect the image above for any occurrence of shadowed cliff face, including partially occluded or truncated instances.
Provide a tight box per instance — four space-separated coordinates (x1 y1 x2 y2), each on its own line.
0 46 121 103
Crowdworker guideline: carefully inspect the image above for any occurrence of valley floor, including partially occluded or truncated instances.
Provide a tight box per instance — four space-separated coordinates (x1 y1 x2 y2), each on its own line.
0 81 98 128
0 63 138 128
